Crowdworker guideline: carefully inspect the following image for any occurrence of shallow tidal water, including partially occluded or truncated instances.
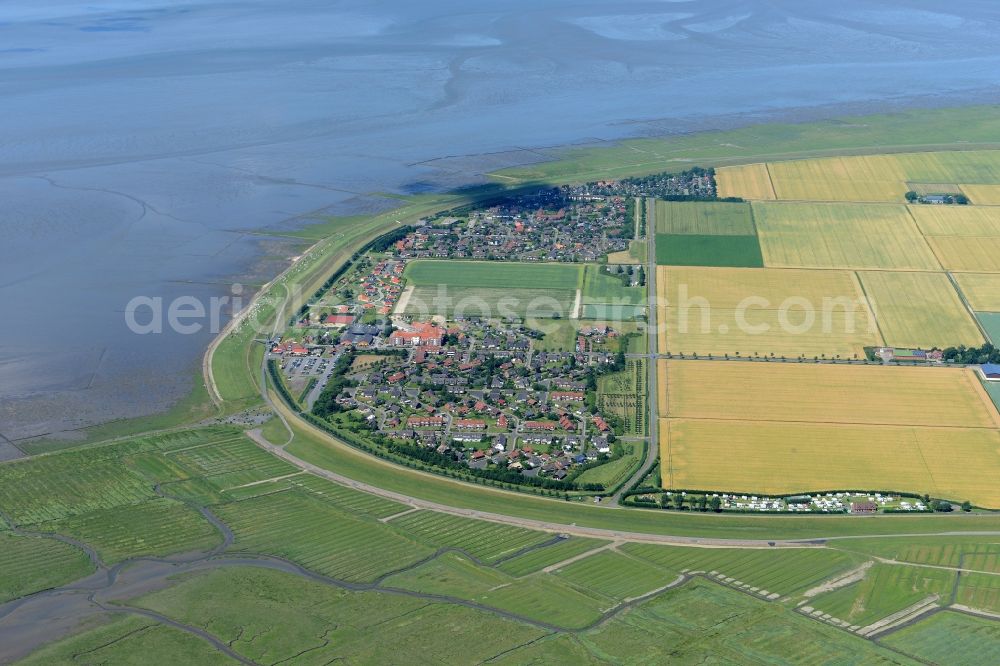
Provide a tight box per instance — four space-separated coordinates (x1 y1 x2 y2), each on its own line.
3 0 1000 443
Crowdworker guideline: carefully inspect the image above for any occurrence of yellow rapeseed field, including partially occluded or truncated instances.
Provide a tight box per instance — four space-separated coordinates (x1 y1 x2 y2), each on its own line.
659 418 1000 507
752 202 941 270
655 266 881 358
858 271 985 348
954 273 1000 311
927 237 1000 272
908 205 1000 237
661 360 999 428
715 163 775 200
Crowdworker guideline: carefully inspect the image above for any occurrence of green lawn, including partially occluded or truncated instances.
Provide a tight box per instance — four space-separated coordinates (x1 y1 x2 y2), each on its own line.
581 264 645 305
388 510 552 563
404 259 583 290
575 443 645 489
654 200 756 235
655 233 764 267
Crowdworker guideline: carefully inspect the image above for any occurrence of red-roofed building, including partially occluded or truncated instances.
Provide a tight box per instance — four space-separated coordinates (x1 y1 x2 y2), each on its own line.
454 419 486 430
407 415 444 429
390 321 444 347
550 391 585 402
524 420 556 432
592 415 611 432
323 314 356 328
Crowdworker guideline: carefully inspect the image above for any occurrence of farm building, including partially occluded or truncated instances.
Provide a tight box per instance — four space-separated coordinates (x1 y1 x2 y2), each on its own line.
980 363 1000 381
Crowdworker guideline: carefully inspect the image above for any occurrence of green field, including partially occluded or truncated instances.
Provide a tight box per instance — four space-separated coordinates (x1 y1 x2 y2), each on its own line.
581 264 645 305
655 234 764 268
0 532 94 603
130 566 547 665
621 543 861 598
17 615 239 666
404 259 583 290
654 200 756 235
497 537 609 577
554 549 675 601
809 563 954 627
574 443 645 489
216 490 432 583
880 611 1000 665
979 312 1000 345
39 498 220 564
388 510 552 563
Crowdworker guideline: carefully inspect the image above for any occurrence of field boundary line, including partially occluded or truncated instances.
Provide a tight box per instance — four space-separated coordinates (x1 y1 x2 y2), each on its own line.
379 507 421 523
851 270 887 348
946 271 993 349
762 162 778 200
541 541 620 573
227 471 305 490
904 205 947 271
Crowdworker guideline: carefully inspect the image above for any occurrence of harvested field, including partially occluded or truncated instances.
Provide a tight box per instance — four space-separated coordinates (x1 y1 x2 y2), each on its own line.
909 205 1000 237
960 183 1000 205
653 200 755 235
858 270 984 348
661 361 1000 428
954 273 1000 312
659 418 1000 506
763 151 1000 202
765 155 908 202
655 266 881 358
927 236 1000 272
715 163 775 200
753 202 940 270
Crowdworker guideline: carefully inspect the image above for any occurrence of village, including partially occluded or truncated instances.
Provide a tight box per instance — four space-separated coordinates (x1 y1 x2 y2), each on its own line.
395 190 634 263
272 313 628 489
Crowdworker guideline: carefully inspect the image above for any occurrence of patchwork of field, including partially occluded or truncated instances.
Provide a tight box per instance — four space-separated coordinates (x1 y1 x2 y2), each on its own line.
402 259 583 318
654 200 756 235
656 266 881 357
715 163 775 200
659 361 1000 505
858 270 984 348
663 362 999 428
752 202 940 270
954 273 1000 312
